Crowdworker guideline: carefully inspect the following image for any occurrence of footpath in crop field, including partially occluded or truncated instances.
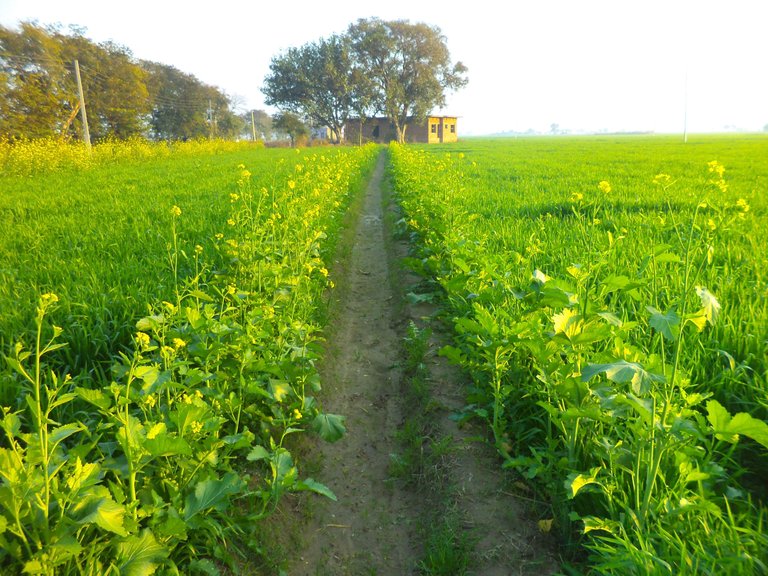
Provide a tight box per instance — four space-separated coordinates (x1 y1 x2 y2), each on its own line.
293 151 558 575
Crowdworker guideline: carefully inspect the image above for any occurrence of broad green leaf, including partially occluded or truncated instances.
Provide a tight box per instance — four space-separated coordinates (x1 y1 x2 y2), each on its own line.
132 366 162 388
296 478 337 501
271 449 297 487
539 285 576 308
66 458 101 494
581 515 622 535
74 495 128 536
247 445 270 461
597 311 623 327
0 514 7 534
685 312 708 332
50 423 83 446
552 308 581 338
170 403 209 436
23 559 44 574
581 360 665 396
144 434 192 458
268 380 291 403
531 269 549 284
156 510 187 540
75 386 112 410
695 286 721 325
135 315 165 332
0 447 23 483
438 345 466 365
728 413 768 449
655 252 682 264
707 400 768 449
706 399 732 436
187 289 213 302
117 415 146 454
184 473 244 520
647 306 680 342
311 413 346 443
566 467 603 498
115 529 168 576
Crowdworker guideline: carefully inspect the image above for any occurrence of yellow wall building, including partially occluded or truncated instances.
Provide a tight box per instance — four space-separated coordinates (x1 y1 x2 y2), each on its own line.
345 116 458 144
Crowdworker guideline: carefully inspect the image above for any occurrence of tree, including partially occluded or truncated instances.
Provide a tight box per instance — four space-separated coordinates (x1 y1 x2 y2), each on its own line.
347 18 467 144
0 22 74 139
263 35 356 143
273 112 308 147
142 61 237 141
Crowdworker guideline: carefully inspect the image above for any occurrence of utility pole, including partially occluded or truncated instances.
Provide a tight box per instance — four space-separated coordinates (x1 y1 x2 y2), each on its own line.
683 68 688 144
208 99 213 139
74 60 91 151
251 110 257 141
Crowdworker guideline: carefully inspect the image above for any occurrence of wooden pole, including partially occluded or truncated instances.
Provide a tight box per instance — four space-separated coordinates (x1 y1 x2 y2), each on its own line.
74 60 91 151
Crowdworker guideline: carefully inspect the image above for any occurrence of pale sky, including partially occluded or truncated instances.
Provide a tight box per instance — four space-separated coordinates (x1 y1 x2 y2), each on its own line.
1 0 766 135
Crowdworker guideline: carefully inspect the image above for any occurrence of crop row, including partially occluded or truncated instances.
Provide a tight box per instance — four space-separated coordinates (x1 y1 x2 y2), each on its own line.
390 139 768 575
0 142 378 574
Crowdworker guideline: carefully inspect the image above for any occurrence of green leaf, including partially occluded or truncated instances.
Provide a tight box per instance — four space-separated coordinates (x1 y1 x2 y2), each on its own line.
156 509 187 540
115 529 168 576
566 467 603 498
184 473 244 520
581 360 665 396
247 445 270 461
74 495 128 536
439 345 466 365
647 306 680 342
23 559 44 574
66 458 102 494
552 308 581 339
50 423 83 446
296 478 337 501
581 515 622 535
695 286 721 325
135 315 165 332
597 311 623 327
707 400 768 449
311 413 346 442
144 434 192 458
268 380 291 403
75 386 112 410
271 449 296 487
187 289 214 302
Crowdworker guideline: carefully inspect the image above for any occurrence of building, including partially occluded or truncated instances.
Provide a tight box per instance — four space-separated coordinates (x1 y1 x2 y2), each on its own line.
345 116 458 144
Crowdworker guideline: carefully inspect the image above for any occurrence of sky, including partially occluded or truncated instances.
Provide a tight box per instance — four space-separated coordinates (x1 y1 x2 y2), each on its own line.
1 0 766 135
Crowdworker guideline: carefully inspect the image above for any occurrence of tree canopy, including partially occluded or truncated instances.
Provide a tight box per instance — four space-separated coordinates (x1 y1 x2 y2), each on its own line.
0 22 240 141
263 35 356 144
262 18 468 144
348 18 468 143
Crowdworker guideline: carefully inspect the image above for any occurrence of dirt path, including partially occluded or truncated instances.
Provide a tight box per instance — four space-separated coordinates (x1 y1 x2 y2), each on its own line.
293 152 420 575
292 151 559 575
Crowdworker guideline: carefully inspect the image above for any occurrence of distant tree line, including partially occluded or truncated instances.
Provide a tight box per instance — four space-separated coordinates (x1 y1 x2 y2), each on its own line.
0 22 275 142
263 18 468 144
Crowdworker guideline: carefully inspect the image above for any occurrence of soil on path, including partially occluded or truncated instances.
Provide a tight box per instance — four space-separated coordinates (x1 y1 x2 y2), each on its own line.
292 151 559 575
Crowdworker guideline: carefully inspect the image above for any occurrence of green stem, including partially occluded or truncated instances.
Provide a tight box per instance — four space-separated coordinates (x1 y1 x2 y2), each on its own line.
34 312 51 542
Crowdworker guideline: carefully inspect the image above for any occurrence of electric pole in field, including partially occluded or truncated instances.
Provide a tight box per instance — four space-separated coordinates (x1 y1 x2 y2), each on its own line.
74 60 91 151
251 110 257 141
683 68 688 144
